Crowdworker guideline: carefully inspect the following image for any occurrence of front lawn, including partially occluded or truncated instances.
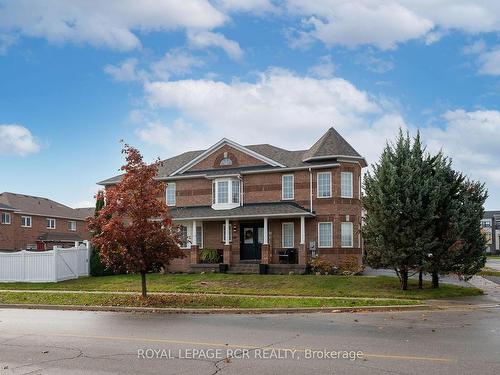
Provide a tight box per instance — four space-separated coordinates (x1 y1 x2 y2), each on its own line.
0 274 481 300
479 268 500 277
0 291 418 309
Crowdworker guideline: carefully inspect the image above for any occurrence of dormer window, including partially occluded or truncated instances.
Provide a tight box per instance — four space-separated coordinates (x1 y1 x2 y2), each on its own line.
219 152 233 166
212 178 240 210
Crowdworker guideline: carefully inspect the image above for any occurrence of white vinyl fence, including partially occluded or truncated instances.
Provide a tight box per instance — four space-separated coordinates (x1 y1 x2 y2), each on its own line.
0 241 90 282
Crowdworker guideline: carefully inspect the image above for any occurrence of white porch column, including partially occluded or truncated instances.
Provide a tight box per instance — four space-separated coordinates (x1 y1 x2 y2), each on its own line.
192 220 197 246
263 217 269 245
225 218 230 245
300 216 305 245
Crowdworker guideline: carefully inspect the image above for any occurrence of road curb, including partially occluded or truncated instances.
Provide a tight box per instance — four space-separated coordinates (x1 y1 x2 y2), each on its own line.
0 303 429 314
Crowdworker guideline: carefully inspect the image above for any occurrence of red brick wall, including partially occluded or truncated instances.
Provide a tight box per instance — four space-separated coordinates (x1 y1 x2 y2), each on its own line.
187 145 267 171
0 213 89 251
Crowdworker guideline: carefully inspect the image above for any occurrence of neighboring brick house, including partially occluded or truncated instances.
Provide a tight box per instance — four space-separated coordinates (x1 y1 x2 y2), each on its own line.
0 192 92 252
98 127 367 274
481 211 500 254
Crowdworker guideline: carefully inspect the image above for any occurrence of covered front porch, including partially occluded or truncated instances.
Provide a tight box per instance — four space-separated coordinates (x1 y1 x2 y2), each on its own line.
169 203 315 274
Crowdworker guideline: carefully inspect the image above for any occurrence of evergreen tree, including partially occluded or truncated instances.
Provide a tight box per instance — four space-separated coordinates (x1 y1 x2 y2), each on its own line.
89 191 113 277
363 130 435 290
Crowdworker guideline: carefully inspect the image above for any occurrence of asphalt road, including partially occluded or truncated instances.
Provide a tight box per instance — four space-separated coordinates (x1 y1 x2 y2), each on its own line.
0 306 499 375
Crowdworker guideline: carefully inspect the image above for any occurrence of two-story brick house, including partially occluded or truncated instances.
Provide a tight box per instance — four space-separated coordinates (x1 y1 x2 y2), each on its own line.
99 127 367 274
0 192 91 251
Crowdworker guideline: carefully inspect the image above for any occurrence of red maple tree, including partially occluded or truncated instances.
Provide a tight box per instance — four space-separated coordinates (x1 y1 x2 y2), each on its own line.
88 144 184 297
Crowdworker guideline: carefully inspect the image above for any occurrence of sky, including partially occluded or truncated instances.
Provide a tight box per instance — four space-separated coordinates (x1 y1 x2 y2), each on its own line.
0 0 499 209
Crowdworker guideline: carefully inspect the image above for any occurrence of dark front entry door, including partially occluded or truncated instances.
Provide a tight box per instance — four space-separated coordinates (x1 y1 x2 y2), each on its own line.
240 223 263 260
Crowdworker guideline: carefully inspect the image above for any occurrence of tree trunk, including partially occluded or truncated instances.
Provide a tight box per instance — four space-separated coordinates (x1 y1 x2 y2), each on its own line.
431 271 439 289
399 268 408 290
418 269 423 289
140 271 147 297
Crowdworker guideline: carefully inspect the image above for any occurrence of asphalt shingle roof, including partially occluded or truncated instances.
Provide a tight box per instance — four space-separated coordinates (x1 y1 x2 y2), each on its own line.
0 192 85 220
98 127 366 185
169 202 314 220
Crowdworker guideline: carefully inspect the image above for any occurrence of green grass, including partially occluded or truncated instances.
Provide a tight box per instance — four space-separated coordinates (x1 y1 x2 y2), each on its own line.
0 291 418 309
0 274 481 300
487 255 500 259
479 268 500 277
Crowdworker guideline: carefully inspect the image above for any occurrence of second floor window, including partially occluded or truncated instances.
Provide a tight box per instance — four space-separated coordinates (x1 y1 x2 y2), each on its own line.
341 172 353 198
21 216 32 228
68 220 77 231
46 218 56 229
166 182 176 206
1 212 11 224
317 172 332 198
282 174 294 200
481 219 492 228
212 178 240 209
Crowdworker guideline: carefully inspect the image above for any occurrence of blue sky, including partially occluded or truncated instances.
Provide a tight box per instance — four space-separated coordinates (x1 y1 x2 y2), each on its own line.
0 1 499 209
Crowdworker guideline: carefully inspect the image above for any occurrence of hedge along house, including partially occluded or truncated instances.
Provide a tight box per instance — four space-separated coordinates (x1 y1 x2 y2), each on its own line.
98 127 367 274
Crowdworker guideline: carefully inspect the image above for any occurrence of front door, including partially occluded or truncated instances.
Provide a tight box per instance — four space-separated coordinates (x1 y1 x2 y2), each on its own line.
240 223 263 260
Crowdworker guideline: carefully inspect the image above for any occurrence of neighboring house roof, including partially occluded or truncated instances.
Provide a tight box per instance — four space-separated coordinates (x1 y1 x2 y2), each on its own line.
74 207 95 219
484 211 500 220
170 202 314 221
37 232 84 242
98 127 367 185
0 192 85 220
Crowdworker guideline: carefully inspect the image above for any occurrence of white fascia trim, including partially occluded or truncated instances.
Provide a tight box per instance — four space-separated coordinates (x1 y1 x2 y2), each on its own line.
172 212 315 221
170 138 286 176
304 155 368 167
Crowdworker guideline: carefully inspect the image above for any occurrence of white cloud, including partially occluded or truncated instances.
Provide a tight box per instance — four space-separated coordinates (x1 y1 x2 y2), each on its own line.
151 49 204 80
187 31 243 60
104 58 145 82
0 124 41 156
477 47 500 76
0 0 226 51
423 109 500 207
215 0 277 13
308 55 335 78
0 33 17 55
285 1 500 49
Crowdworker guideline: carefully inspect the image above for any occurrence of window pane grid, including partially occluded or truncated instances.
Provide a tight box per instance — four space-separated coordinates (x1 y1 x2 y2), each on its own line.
217 181 229 203
231 180 240 204
282 175 294 199
341 172 353 198
341 222 353 247
282 223 294 248
166 183 176 206
318 222 332 247
317 172 331 198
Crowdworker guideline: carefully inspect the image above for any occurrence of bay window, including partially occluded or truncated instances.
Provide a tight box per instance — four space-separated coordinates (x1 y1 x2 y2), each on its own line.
212 178 241 210
341 222 353 247
318 222 333 247
317 172 332 198
341 172 353 198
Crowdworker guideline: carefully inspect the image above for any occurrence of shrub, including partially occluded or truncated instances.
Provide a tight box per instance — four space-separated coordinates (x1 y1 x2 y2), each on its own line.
90 246 114 276
337 255 364 275
309 256 334 275
200 249 221 264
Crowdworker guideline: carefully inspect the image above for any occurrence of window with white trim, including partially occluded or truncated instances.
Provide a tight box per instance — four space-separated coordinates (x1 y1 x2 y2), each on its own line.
46 218 56 229
341 222 353 248
318 222 333 247
179 225 188 248
196 225 203 248
212 178 240 210
166 182 176 206
68 220 77 231
282 174 294 200
222 223 233 242
341 172 353 198
282 222 294 248
1 212 11 224
21 216 32 228
317 172 332 198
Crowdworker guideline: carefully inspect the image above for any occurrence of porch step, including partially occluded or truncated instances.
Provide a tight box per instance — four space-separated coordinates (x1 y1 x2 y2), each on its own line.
228 264 260 274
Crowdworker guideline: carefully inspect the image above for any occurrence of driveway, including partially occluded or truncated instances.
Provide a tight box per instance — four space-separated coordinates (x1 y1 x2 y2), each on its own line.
0 307 499 375
486 258 500 271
